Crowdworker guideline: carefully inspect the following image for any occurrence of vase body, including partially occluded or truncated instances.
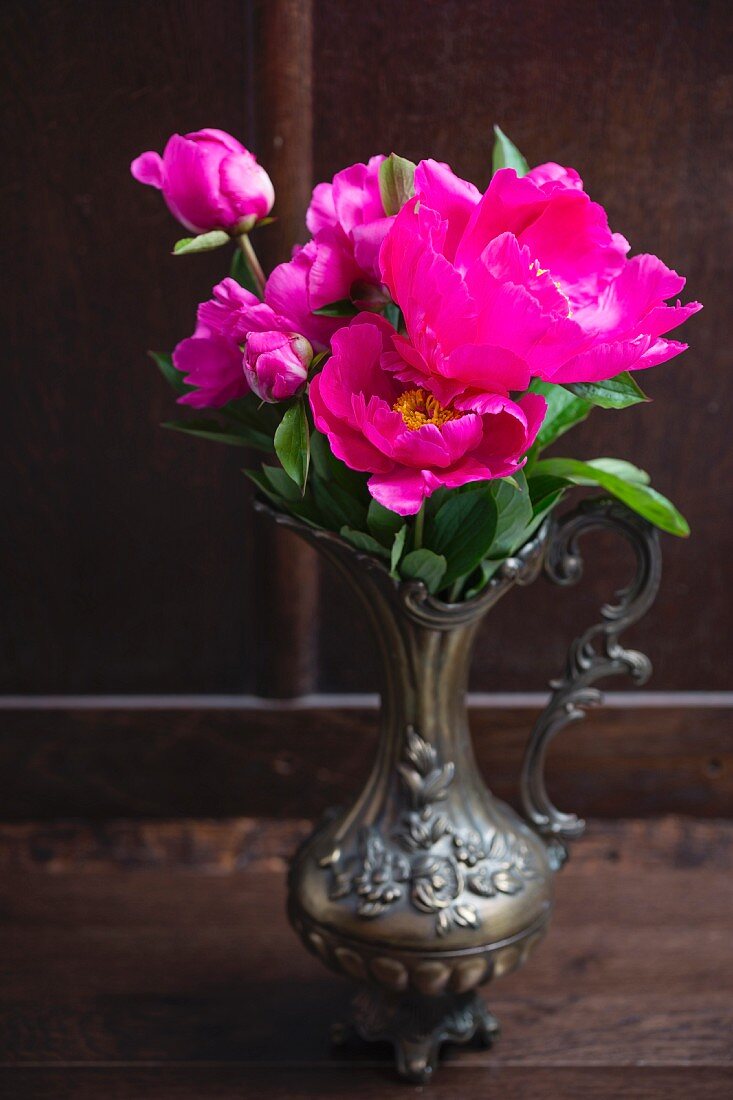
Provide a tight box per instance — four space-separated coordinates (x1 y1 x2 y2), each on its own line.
255 496 662 1082
284 518 555 1080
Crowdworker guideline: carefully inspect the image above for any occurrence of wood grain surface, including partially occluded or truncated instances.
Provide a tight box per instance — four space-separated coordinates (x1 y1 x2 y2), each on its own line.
1 0 731 695
1 702 729 821
1 816 731 1097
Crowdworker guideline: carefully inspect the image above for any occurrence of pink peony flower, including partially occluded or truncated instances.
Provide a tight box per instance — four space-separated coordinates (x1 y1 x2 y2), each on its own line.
173 277 320 408
243 330 312 403
379 160 701 398
265 156 393 340
131 129 274 234
309 315 546 515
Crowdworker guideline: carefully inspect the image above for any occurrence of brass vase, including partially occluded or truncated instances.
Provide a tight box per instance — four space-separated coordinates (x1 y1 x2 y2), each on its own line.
256 496 661 1083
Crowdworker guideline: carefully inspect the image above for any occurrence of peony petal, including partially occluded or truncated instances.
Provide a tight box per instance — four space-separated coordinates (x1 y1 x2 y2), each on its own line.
414 159 480 262
367 468 437 515
130 151 164 189
173 334 249 407
219 151 275 219
306 228 362 311
306 181 337 234
162 133 227 233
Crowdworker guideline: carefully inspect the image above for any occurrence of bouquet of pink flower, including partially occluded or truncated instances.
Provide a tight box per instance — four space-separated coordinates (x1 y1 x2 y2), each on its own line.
133 127 699 600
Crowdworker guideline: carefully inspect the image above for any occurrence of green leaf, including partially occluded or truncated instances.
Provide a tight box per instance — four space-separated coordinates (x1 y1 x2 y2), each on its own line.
310 431 370 500
584 458 650 485
148 350 191 397
313 298 359 317
492 125 529 177
312 478 367 531
367 498 405 547
163 419 262 448
400 549 447 595
489 472 533 558
429 489 498 587
390 525 407 576
529 380 592 455
567 371 649 409
274 401 310 491
379 153 417 216
262 464 303 502
532 457 690 537
245 470 323 526
340 526 390 560
173 230 230 255
230 247 260 296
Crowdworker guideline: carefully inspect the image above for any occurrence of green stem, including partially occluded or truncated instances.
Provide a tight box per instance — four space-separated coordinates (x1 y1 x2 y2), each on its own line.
413 503 425 550
237 232 266 298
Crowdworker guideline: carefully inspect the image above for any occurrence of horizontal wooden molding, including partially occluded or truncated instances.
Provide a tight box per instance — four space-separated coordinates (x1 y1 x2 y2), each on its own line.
1 699 730 822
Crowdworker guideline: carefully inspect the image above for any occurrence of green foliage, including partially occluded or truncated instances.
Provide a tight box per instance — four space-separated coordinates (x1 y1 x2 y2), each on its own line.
567 372 649 409
148 350 191 397
400 549 447 594
529 380 591 457
492 126 529 177
427 488 498 588
532 457 689 536
173 230 230 255
368 498 406 547
163 418 270 450
489 471 533 558
313 299 359 317
230 247 261 296
274 401 310 491
340 527 390 560
379 153 417 216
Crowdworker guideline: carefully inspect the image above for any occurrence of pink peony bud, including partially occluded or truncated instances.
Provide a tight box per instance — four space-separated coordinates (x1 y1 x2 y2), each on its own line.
243 330 313 403
131 128 274 234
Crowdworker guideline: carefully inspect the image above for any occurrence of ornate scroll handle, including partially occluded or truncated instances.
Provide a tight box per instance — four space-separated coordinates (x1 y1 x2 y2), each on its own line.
520 498 662 867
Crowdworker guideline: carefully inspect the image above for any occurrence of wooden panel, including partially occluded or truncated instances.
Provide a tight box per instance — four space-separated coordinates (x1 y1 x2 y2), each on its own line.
312 0 733 692
1 703 730 820
2 0 730 695
1 818 731 1096
4 1067 731 1100
0 0 260 693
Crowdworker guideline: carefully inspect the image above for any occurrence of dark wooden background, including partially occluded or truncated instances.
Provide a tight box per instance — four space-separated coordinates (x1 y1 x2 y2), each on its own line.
1 0 731 821
1 0 729 694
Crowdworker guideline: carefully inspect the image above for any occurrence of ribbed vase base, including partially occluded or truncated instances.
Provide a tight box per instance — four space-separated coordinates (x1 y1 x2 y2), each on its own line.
334 987 500 1083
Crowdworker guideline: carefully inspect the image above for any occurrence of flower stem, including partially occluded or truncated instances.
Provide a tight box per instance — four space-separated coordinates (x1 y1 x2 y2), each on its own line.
413 503 425 550
237 232 266 298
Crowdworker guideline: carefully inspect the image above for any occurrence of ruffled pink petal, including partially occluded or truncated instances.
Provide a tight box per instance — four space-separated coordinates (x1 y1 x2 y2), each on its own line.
265 244 342 349
219 152 275 219
572 254 692 340
455 168 552 271
309 373 392 473
173 335 249 408
130 151 164 189
331 155 386 235
351 217 393 280
162 134 227 233
306 182 337 234
517 190 629 307
414 159 480 262
547 334 657 383
185 128 246 155
197 277 283 340
306 228 362 311
526 162 583 192
439 413 485 464
367 468 438 515
442 343 531 395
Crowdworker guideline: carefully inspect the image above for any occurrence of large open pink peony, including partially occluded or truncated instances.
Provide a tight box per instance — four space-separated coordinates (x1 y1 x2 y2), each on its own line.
309 315 545 515
379 160 701 400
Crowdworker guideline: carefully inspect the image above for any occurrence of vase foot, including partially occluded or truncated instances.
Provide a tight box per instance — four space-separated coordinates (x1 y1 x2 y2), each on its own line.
341 987 499 1083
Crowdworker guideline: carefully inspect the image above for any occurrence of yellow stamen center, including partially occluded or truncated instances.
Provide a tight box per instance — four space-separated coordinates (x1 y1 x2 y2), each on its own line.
392 388 463 430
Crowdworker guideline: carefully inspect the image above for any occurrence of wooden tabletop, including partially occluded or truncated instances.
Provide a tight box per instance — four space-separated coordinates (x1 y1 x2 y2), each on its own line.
2 816 732 1098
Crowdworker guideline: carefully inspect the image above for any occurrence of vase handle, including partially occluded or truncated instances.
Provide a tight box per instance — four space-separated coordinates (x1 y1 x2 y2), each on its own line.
519 497 662 869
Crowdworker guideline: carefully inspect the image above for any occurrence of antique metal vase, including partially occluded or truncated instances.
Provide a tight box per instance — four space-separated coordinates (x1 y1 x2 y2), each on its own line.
257 496 661 1083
